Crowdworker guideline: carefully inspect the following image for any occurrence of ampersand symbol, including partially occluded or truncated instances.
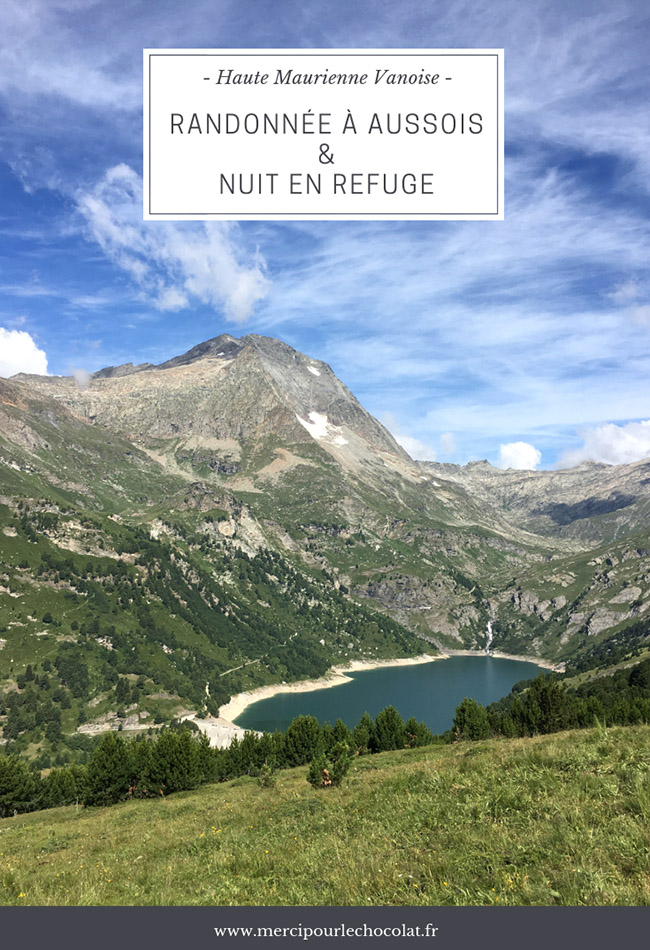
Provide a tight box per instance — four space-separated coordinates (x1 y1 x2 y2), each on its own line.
318 143 334 164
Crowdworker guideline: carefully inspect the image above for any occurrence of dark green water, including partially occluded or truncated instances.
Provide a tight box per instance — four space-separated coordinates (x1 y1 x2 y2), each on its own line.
234 655 545 734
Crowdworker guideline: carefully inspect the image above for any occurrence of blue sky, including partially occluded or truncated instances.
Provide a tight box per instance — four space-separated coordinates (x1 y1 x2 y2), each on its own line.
1 0 649 469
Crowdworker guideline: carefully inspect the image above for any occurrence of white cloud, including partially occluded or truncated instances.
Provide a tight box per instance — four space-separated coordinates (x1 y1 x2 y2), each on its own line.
439 432 457 456
497 441 542 470
559 420 650 467
0 328 48 377
607 280 641 303
606 280 650 325
381 413 437 461
76 164 270 323
630 305 650 326
0 0 140 111
395 434 437 462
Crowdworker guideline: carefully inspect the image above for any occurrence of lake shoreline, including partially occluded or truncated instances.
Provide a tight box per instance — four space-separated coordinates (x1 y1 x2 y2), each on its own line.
442 648 563 672
218 649 555 727
218 654 441 726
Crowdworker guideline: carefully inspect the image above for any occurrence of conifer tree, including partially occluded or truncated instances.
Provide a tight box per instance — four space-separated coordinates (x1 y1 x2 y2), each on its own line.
332 718 350 745
0 754 39 817
352 711 375 754
142 730 202 795
286 715 323 766
84 732 135 806
453 697 491 740
374 705 406 751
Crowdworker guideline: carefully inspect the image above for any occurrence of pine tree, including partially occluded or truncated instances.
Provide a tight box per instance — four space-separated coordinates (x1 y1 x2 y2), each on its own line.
142 730 202 796
404 716 433 747
329 741 352 786
286 715 323 766
352 711 375 754
332 718 350 745
453 697 491 740
41 766 82 809
306 742 351 789
84 732 135 806
525 676 572 734
374 705 406 751
0 754 39 817
307 753 330 789
196 731 217 783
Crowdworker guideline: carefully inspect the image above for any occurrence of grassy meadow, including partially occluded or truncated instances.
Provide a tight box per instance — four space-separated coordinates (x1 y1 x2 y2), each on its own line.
1 723 649 906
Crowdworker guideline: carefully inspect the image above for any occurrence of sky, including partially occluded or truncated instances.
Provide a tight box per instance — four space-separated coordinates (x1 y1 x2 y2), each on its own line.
0 0 649 470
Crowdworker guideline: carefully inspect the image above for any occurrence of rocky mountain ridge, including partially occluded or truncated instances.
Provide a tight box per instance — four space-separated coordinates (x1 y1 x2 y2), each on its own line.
421 457 650 544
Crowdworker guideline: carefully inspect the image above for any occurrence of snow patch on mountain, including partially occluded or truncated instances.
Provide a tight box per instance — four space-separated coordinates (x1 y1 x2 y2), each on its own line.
307 366 321 376
296 411 348 446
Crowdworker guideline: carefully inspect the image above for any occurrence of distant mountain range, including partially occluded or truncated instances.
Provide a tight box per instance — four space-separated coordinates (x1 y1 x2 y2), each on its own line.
1 333 649 750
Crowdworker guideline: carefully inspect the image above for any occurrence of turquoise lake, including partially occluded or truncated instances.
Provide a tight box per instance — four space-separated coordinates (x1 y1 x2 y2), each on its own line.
233 655 545 734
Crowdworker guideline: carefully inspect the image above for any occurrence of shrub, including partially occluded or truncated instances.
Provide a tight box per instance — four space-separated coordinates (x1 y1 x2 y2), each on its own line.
306 742 352 789
329 741 352 786
307 753 331 789
257 761 276 788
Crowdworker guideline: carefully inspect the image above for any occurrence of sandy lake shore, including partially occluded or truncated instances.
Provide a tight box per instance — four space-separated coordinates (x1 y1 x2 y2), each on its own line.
218 654 442 725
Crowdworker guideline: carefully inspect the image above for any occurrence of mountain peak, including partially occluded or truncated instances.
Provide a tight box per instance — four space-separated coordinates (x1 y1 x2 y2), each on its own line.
157 334 245 370
91 334 305 378
10 332 412 479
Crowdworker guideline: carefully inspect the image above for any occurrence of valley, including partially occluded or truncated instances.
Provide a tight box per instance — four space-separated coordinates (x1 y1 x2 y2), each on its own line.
0 333 649 762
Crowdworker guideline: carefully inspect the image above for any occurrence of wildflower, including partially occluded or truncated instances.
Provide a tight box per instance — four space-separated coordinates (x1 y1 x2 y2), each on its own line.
18 893 25 898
